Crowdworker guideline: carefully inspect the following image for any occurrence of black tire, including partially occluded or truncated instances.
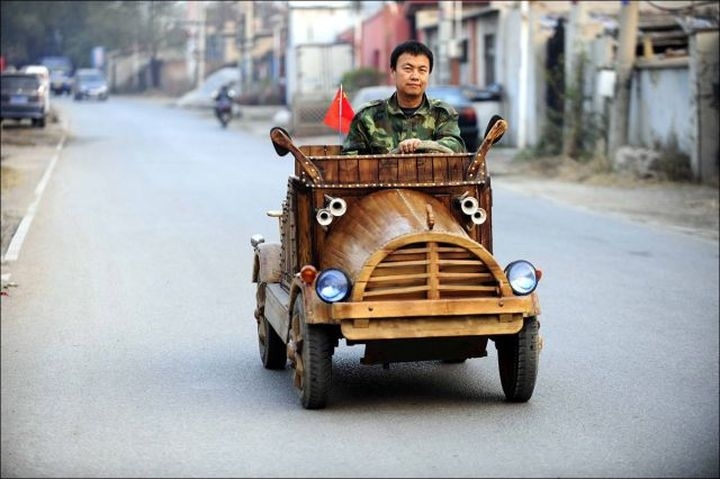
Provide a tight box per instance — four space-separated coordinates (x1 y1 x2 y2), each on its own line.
255 282 286 369
496 317 540 402
220 113 230 128
291 299 333 409
259 316 286 369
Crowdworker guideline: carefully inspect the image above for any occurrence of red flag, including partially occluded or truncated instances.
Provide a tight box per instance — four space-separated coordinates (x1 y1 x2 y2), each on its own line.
323 86 355 134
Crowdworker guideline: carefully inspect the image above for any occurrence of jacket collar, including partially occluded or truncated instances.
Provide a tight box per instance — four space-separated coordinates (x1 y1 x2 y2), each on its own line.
386 92 431 116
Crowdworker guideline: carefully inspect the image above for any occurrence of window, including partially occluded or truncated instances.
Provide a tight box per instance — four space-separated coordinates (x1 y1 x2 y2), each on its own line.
484 34 496 86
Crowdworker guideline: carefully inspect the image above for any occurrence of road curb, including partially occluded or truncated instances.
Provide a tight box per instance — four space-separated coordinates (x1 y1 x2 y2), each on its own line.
1 122 68 265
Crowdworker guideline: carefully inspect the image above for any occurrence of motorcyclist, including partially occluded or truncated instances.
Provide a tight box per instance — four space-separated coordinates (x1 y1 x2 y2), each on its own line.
213 84 235 102
213 84 236 127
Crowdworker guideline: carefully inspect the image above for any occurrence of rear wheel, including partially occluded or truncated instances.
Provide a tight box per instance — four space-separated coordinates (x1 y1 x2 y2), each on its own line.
290 299 333 409
255 283 286 369
496 317 540 402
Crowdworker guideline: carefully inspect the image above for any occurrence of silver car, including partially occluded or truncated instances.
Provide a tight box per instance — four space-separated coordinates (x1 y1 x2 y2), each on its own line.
72 68 109 101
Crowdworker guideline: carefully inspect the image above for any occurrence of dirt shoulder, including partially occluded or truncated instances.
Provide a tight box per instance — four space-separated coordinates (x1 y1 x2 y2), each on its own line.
487 152 719 243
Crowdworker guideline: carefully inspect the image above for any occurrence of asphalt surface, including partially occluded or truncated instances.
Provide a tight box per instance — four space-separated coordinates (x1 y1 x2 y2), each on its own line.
2 95 718 478
2 97 718 286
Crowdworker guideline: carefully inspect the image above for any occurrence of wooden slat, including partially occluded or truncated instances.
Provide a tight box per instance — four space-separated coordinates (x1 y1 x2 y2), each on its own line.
447 157 466 181
363 285 430 297
417 157 433 179
378 158 398 183
437 272 494 280
338 158 359 183
437 285 497 292
366 273 429 283
375 259 431 268
333 296 536 319
388 246 431 255
318 157 338 183
398 157 418 183
432 156 448 183
358 158 379 183
340 315 523 340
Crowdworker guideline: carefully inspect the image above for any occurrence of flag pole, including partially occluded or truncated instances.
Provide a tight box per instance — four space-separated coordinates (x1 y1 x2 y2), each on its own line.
338 84 344 144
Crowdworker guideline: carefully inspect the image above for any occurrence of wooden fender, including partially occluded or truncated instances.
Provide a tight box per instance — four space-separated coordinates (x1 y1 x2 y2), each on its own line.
253 242 282 283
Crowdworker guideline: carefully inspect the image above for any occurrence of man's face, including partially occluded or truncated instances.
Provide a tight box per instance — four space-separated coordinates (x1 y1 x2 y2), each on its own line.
392 52 430 100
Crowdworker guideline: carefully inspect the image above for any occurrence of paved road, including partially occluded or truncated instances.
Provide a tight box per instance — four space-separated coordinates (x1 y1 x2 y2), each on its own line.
1 96 718 477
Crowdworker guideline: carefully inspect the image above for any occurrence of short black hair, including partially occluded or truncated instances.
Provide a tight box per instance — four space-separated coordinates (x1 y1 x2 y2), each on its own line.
390 40 434 73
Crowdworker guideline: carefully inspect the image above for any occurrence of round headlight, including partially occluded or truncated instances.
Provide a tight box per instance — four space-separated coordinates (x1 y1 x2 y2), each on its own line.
504 260 538 295
315 268 352 303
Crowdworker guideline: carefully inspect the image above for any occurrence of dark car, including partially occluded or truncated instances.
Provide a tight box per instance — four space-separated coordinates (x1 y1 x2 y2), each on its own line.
73 68 109 101
350 84 480 151
1 72 49 127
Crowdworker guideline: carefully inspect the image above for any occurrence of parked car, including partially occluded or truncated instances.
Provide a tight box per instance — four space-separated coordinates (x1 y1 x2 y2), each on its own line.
39 56 74 95
73 68 109 101
350 84 480 151
20 65 51 114
1 72 49 127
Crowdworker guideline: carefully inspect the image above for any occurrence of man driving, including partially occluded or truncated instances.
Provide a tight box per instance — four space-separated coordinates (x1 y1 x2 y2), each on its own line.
342 40 466 155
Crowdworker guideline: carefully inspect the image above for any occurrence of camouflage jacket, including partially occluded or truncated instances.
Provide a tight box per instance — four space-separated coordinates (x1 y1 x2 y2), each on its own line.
341 92 466 155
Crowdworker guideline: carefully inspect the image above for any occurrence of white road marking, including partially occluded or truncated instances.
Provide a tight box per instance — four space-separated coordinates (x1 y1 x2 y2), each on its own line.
2 135 66 263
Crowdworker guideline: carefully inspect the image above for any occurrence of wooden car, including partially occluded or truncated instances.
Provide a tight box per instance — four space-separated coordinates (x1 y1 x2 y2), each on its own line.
251 117 543 409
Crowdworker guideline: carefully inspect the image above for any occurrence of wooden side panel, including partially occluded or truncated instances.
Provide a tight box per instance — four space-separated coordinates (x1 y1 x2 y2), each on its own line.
293 180 314 271
480 181 493 252
319 158 338 182
447 156 466 180
416 157 433 181
379 158 398 183
281 182 296 287
398 157 418 183
300 145 343 156
358 158 379 183
432 157 448 183
301 153 474 185
338 158 359 183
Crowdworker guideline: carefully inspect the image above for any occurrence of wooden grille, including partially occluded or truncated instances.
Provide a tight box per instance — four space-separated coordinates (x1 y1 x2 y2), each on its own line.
361 241 498 301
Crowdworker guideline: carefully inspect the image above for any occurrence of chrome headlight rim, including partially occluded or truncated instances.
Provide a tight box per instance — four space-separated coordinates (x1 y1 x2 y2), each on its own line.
504 260 538 296
314 268 352 303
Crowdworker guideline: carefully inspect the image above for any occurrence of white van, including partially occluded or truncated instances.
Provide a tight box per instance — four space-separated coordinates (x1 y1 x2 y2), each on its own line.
21 65 51 114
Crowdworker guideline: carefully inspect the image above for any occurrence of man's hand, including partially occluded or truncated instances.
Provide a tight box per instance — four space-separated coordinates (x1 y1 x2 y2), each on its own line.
390 140 454 155
397 138 422 153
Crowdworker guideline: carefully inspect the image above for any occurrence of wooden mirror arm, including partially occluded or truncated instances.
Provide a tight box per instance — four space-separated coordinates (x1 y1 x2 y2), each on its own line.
269 127 324 183
465 119 508 181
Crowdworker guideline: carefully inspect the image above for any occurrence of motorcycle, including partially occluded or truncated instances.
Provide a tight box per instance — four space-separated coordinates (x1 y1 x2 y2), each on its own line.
214 96 233 128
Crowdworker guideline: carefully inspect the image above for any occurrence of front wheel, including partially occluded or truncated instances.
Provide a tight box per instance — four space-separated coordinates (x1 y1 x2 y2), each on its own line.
290 299 333 409
495 317 540 402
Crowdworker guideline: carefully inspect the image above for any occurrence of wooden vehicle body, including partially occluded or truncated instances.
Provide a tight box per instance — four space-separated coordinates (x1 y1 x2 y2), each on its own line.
251 120 543 409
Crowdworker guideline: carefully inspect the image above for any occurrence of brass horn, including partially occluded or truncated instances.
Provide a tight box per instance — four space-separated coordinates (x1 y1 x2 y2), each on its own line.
455 192 479 216
471 208 488 225
316 208 333 226
325 195 347 217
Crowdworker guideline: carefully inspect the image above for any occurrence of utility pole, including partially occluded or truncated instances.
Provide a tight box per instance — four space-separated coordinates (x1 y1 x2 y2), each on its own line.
517 0 530 149
438 2 453 84
197 2 206 87
562 0 586 157
607 0 639 163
